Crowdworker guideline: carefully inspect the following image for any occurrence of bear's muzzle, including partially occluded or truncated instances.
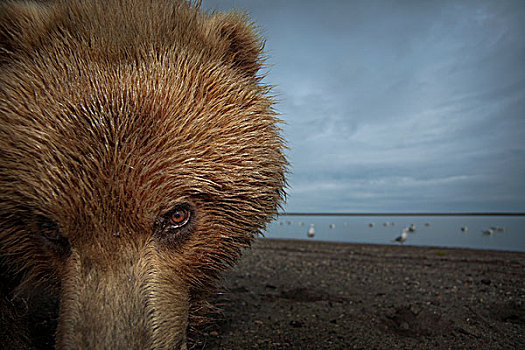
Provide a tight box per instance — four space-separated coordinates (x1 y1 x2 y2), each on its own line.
56 247 189 349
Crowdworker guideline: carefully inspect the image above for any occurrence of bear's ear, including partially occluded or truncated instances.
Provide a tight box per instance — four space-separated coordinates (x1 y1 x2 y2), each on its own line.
212 12 264 78
0 2 53 63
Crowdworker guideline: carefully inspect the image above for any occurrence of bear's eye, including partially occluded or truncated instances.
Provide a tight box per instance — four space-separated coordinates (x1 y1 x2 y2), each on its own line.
155 203 194 246
40 221 60 241
36 217 70 256
166 204 191 229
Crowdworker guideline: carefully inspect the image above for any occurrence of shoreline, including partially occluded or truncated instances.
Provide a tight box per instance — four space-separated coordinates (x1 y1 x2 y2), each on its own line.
277 212 525 216
194 238 525 349
260 236 525 254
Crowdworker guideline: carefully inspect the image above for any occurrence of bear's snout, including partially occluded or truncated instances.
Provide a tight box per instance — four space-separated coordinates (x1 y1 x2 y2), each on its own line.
56 247 189 349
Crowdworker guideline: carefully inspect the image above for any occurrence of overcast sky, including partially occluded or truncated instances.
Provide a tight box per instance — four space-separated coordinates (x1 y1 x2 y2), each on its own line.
202 0 525 213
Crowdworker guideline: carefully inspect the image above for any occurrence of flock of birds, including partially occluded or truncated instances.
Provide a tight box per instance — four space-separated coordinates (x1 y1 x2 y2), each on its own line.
481 226 506 235
390 224 506 244
275 220 507 244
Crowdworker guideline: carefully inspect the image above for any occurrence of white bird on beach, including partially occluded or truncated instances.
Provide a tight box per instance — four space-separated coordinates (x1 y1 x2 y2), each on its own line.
461 226 468 232
394 228 408 244
408 224 416 232
307 224 315 238
482 229 494 235
329 223 335 229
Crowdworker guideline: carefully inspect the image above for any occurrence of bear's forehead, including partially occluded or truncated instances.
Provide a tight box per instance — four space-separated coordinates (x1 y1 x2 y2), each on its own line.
1 56 279 217
39 56 273 171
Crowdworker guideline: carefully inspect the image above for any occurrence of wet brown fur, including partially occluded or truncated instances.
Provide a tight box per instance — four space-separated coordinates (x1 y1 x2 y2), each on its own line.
0 0 287 348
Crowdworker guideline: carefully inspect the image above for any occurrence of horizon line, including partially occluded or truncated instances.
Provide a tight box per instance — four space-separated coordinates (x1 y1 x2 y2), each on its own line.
278 212 525 216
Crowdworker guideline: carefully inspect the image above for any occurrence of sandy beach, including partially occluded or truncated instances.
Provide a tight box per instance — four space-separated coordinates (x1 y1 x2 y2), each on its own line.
193 238 525 349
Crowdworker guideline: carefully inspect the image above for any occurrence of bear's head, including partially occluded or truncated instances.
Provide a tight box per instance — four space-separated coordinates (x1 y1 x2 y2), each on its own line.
0 0 286 348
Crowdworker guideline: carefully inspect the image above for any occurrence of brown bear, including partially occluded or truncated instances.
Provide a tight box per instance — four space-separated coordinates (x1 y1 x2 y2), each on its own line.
0 0 286 348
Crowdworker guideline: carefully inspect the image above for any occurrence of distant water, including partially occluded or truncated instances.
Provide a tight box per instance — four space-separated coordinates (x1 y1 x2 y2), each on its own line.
265 215 525 252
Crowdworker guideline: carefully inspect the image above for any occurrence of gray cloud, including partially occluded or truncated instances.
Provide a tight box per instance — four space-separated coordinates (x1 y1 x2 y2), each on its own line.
203 0 525 212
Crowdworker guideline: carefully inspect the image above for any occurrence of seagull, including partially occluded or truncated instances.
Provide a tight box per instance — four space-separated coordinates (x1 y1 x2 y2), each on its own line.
329 223 335 229
394 228 409 244
369 223 375 228
408 224 416 233
461 226 468 232
482 229 494 235
307 224 315 238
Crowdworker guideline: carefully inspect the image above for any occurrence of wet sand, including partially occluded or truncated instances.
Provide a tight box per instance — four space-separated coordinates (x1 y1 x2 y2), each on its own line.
193 238 525 349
